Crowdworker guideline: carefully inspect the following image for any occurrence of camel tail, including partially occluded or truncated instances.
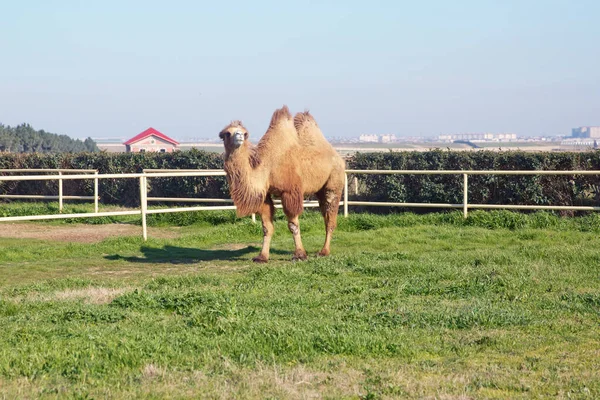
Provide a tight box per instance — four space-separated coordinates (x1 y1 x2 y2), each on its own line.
268 105 293 129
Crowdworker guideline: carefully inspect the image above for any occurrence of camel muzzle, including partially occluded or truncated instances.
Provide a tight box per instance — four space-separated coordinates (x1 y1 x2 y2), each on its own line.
233 132 245 147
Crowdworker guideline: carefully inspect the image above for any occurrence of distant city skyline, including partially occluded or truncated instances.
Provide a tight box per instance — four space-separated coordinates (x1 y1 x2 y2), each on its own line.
1 1 599 140
100 128 568 145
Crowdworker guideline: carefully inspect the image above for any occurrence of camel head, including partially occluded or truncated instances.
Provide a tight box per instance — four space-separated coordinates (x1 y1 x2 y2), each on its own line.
219 121 249 152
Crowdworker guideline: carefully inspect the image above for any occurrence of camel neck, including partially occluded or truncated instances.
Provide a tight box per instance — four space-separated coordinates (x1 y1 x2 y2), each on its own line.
223 143 267 216
225 144 255 170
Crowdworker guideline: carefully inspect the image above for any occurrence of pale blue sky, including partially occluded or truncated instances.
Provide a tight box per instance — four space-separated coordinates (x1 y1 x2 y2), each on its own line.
1 0 599 140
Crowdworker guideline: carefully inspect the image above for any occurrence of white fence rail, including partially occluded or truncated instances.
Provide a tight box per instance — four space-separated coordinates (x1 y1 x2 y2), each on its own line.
344 169 600 218
0 169 99 212
0 169 599 239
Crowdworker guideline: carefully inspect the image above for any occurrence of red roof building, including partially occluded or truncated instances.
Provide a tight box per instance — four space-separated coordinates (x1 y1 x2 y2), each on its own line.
124 128 179 153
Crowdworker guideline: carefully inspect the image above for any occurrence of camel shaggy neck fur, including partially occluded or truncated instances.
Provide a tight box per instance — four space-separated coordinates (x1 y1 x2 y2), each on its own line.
220 105 345 262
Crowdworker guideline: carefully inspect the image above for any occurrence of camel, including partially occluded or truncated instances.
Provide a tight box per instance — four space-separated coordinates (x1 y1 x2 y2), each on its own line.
219 105 345 262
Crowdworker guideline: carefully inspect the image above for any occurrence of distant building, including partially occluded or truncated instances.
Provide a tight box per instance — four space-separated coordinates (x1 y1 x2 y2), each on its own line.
438 133 517 142
94 137 126 153
96 143 126 152
380 134 397 143
359 134 379 143
496 133 517 141
561 138 598 147
124 128 179 153
571 126 600 139
358 134 397 143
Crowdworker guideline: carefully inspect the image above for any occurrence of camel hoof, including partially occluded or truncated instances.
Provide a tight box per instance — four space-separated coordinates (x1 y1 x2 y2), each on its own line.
292 252 308 262
252 255 269 263
317 250 330 257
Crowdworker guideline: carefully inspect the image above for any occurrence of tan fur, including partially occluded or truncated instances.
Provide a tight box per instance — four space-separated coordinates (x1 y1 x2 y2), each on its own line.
220 106 345 261
220 133 265 216
268 105 293 130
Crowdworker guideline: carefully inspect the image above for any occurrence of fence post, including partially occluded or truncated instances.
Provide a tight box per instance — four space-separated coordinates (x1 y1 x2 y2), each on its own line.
94 171 99 213
140 176 148 240
463 173 468 218
344 173 349 218
58 171 63 213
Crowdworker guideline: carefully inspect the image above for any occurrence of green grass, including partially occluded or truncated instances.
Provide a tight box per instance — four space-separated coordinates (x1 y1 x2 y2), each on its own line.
0 209 599 399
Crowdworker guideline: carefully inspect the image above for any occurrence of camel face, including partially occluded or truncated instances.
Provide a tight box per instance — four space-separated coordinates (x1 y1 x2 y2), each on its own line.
232 130 245 147
219 125 248 150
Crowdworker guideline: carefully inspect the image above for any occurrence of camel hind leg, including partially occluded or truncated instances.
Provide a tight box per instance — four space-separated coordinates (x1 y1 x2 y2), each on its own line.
253 196 275 263
316 186 342 257
281 187 307 261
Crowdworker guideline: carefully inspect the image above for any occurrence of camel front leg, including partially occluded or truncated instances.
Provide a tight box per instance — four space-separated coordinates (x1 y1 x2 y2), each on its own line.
287 215 308 261
253 197 275 263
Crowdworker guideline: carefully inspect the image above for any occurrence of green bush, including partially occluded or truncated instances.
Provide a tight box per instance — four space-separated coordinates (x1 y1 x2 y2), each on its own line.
2 149 600 212
348 150 600 213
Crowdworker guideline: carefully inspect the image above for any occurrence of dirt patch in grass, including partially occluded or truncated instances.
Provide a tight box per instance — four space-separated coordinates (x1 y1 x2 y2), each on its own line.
0 223 179 243
141 364 167 381
51 287 132 304
133 361 365 399
11 287 134 304
247 363 363 399
211 243 253 251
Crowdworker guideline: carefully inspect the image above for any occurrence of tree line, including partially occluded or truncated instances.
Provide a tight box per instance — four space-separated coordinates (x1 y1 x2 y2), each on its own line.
0 123 99 153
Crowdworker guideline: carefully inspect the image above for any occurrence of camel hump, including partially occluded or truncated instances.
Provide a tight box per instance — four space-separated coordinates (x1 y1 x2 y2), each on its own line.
293 111 318 132
259 105 299 155
293 110 328 147
268 105 293 129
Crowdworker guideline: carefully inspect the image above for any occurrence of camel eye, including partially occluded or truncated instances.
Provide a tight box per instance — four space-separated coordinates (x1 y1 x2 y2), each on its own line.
219 131 231 140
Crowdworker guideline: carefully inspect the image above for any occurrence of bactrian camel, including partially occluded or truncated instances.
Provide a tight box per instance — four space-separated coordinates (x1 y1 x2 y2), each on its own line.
219 105 345 262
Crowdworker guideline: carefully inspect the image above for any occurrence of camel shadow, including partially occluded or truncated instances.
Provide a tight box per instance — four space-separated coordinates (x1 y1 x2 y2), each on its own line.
104 245 288 264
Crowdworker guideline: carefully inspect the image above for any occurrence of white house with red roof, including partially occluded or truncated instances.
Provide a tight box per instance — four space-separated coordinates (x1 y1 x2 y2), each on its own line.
124 127 179 153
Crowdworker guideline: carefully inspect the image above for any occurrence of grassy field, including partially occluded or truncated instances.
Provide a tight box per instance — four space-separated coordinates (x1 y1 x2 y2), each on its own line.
0 207 599 399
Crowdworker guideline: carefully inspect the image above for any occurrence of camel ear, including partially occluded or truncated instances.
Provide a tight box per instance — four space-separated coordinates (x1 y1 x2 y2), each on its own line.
244 131 249 140
219 131 226 140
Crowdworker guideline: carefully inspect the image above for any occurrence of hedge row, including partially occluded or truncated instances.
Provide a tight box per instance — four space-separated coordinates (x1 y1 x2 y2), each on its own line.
347 150 600 213
1 149 599 212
